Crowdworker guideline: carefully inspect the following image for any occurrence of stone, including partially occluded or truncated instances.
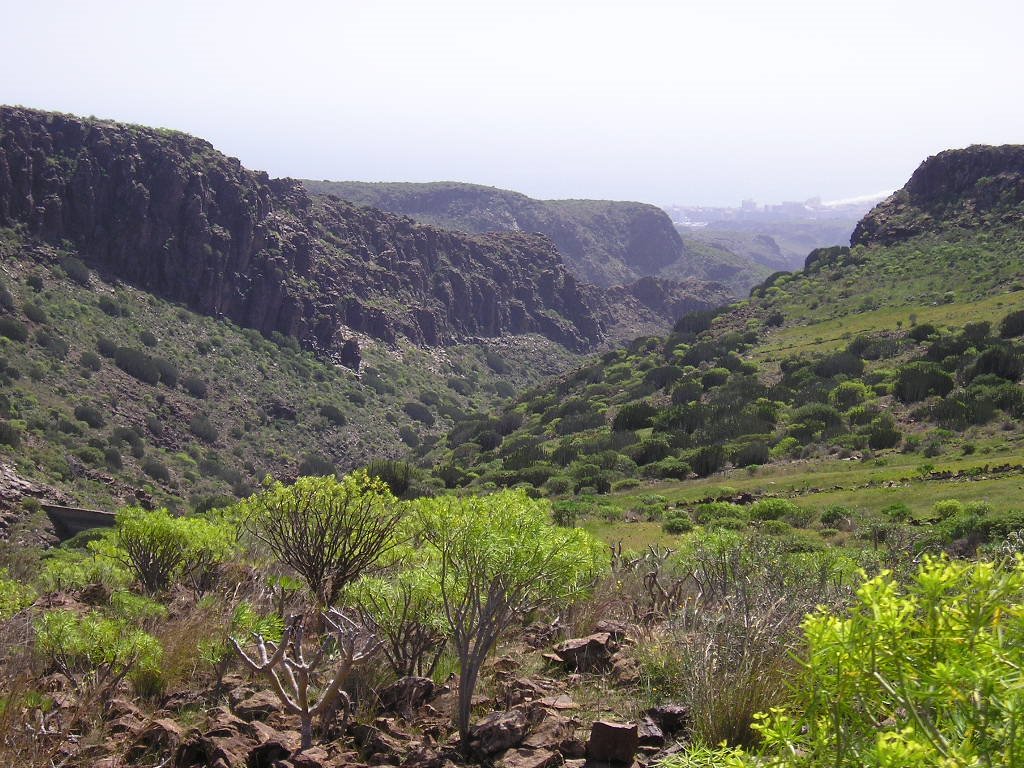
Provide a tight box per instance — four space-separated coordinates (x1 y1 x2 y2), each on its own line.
587 721 639 764
611 654 641 687
536 694 577 710
248 739 292 768
552 633 614 672
636 718 664 749
593 619 632 642
494 747 560 768
233 690 282 721
377 676 436 715
468 708 530 756
126 717 184 761
645 704 690 735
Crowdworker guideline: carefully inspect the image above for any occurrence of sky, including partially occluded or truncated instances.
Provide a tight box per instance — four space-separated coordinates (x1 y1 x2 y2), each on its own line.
4 0 1023 206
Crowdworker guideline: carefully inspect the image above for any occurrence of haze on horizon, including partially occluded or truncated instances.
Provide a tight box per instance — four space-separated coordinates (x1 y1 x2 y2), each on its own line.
4 0 1022 207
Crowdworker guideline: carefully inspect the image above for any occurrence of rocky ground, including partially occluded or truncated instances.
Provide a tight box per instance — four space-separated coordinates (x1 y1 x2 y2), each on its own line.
11 609 690 768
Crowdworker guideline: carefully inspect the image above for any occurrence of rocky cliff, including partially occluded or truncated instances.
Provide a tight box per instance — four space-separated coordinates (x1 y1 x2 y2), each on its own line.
852 144 1024 246
303 180 701 288
0 107 724 355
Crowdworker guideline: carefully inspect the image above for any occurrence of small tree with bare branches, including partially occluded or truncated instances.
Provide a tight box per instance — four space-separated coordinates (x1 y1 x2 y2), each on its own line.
231 609 379 749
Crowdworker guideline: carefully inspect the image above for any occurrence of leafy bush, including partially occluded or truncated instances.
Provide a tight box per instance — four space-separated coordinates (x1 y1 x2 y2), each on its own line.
182 375 208 398
662 509 694 534
0 568 36 619
688 445 726 477
732 441 769 467
298 453 336 477
612 401 657 431
749 497 800 522
403 401 435 426
153 356 178 386
141 457 171 481
60 256 91 285
866 412 901 449
829 380 869 409
100 506 235 593
999 309 1024 338
113 346 161 384
734 558 1024 767
139 330 158 348
73 404 106 429
238 472 403 606
34 610 162 694
79 350 102 371
0 420 21 447
893 360 955 403
23 302 47 324
318 402 345 425
0 316 29 342
189 413 218 443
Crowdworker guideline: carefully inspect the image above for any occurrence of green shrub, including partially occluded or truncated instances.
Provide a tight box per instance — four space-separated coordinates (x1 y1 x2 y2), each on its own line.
99 506 235 593
60 256 91 285
893 361 955 403
298 453 336 477
189 413 218 443
23 302 47 323
144 357 175 387
829 380 869 409
662 509 694 534
182 375 208 398
139 330 158 348
403 401 435 426
732 441 769 467
141 457 171 481
318 402 345 425
0 421 21 447
692 502 745 524
730 558 1024 767
73 404 106 428
866 412 901 449
749 497 799 522
34 610 162 693
114 347 161 384
79 350 102 371
0 569 36 619
0 316 29 342
688 445 726 477
612 401 657 431
999 309 1024 339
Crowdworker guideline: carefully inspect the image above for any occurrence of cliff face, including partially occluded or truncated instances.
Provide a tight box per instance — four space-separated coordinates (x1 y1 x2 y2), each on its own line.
303 180 694 288
0 107 633 352
852 145 1024 246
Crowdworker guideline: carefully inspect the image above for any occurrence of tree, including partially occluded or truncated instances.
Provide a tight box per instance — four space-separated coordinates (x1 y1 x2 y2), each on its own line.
413 489 607 744
239 472 403 606
231 609 379 749
345 552 449 678
100 507 234 594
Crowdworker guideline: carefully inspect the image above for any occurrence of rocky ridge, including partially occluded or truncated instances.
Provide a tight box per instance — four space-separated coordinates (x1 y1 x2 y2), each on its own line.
852 144 1024 246
303 180 712 290
0 107 727 357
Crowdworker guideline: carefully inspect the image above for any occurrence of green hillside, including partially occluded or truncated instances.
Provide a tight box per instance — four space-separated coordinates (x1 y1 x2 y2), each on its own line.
424 215 1024 554
0 229 579 515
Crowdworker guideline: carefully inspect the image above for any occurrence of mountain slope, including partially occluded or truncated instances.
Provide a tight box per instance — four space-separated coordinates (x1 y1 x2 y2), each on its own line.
304 179 759 294
0 107 723 357
425 145 1024 497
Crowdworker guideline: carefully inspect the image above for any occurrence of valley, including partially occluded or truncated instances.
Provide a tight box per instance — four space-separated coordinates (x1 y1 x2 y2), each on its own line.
1 108 1023 768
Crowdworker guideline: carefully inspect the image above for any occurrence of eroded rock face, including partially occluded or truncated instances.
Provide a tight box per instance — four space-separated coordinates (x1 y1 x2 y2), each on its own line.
852 144 1024 247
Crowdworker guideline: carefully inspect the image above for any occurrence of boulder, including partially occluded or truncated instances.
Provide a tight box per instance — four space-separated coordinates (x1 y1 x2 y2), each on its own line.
126 718 184 762
587 721 638 764
494 747 560 768
636 718 665 749
552 633 614 672
468 708 530 756
645 704 690 736
233 690 282 721
377 676 436 715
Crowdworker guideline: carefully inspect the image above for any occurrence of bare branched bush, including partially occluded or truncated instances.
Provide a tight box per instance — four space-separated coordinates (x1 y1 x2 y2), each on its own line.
231 608 380 749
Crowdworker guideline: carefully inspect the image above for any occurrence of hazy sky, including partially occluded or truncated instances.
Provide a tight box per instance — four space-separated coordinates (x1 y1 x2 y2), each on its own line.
4 0 1023 205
